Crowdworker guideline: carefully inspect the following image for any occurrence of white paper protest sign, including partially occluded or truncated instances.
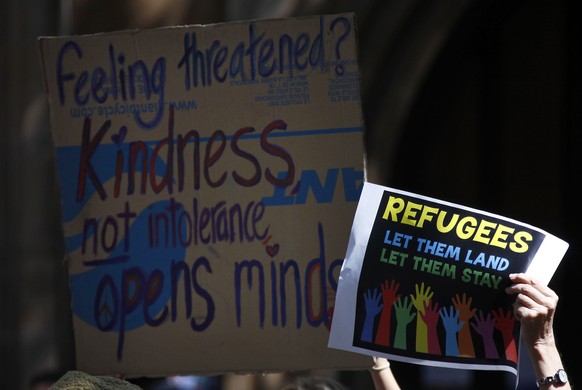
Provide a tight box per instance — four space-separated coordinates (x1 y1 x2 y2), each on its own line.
329 182 568 375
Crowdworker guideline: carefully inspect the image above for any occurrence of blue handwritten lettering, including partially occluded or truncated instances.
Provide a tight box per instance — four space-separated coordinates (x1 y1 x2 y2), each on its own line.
178 16 325 89
56 41 166 130
234 223 339 329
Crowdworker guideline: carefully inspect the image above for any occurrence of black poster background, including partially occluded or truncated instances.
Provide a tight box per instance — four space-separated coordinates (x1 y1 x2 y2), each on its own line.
352 190 545 370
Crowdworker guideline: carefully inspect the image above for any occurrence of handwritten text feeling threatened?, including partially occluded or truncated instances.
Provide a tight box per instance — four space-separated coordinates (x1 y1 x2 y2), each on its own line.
55 15 351 130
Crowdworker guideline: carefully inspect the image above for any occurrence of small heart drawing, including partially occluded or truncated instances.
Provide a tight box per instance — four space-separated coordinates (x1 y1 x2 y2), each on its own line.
111 126 127 145
266 243 280 257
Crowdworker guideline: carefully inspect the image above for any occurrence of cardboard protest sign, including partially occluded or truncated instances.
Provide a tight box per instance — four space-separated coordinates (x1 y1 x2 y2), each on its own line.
38 13 372 377
328 182 568 375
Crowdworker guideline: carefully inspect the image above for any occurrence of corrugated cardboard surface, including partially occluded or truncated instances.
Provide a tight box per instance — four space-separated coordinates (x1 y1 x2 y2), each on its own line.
39 13 370 377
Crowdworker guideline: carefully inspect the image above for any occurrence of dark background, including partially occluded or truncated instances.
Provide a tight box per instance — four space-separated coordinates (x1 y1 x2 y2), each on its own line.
1 0 580 389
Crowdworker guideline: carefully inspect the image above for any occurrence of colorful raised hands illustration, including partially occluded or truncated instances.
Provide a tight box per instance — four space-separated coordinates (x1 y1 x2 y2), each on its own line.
361 288 383 343
356 276 527 367
470 309 499 359
374 279 401 346
393 296 416 350
452 293 476 357
440 305 463 357
492 307 517 363
410 282 433 353
421 299 442 355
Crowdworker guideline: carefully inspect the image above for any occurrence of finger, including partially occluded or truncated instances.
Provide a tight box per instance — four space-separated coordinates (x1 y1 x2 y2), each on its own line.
514 289 556 313
508 272 531 283
508 273 557 297
507 280 558 307
513 303 550 321
512 293 555 322
506 273 556 296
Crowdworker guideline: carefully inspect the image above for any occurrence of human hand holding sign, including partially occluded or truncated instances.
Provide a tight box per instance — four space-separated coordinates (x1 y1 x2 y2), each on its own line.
506 273 571 389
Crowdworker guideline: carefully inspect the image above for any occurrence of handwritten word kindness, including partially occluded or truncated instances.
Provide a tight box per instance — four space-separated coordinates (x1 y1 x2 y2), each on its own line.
54 15 352 130
76 105 294 202
382 195 534 254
